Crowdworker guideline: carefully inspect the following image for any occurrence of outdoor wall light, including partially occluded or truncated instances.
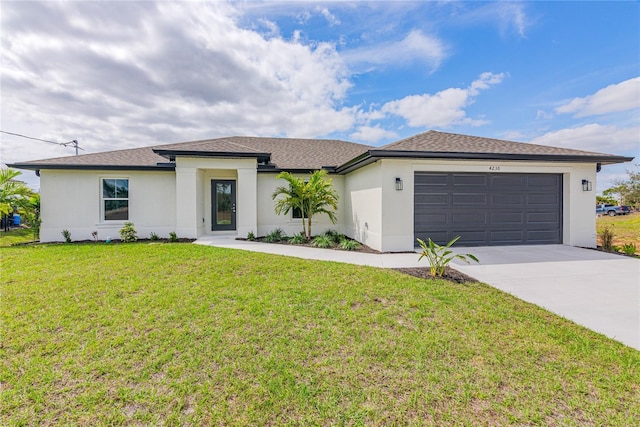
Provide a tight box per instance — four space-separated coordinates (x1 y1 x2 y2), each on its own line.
581 179 592 191
395 177 403 191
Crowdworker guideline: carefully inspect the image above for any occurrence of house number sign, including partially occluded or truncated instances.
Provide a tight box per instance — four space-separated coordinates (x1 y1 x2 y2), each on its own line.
488 166 501 171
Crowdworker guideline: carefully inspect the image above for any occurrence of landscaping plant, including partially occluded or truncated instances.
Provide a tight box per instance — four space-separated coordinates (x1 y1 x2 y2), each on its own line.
264 228 286 243
149 232 159 241
119 222 137 243
288 232 305 244
311 234 335 248
246 231 255 241
272 170 338 239
91 231 98 242
600 226 614 251
417 236 479 277
622 242 636 255
339 238 361 251
61 229 72 243
169 231 178 242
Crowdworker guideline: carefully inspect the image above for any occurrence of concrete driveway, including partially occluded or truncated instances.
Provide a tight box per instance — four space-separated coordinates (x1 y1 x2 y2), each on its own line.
451 245 640 350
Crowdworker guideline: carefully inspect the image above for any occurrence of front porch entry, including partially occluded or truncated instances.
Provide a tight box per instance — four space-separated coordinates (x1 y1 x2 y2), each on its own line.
211 180 236 231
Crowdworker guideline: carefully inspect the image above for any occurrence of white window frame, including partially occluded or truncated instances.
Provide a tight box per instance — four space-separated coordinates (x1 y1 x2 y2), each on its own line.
101 177 129 222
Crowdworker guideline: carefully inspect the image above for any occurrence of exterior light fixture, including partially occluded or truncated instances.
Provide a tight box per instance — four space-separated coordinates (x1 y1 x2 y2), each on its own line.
581 179 592 191
395 177 403 191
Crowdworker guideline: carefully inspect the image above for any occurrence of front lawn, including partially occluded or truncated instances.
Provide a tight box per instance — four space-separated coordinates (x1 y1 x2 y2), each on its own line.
596 212 640 248
1 243 639 425
0 227 36 247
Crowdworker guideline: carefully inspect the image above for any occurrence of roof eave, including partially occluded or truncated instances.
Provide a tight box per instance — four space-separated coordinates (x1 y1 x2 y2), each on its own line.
335 150 634 174
7 163 176 172
152 149 271 163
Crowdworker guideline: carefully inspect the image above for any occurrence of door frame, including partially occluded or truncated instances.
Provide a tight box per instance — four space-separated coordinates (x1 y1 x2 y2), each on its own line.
211 179 236 231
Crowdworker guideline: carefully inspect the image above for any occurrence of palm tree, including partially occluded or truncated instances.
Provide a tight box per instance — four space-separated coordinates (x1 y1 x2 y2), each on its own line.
1 168 34 231
272 170 338 239
273 172 308 236
303 169 338 239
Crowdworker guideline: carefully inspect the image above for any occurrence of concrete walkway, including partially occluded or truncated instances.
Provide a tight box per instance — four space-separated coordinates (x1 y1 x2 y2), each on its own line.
195 237 640 350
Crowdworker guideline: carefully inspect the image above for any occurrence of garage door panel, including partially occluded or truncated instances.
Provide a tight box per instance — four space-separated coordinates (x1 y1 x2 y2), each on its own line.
452 211 488 225
414 172 562 246
453 174 487 186
415 193 449 205
492 193 524 205
491 212 524 224
452 193 487 205
415 173 448 185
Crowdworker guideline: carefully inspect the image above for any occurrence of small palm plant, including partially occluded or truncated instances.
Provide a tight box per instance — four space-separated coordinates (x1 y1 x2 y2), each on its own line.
417 236 479 277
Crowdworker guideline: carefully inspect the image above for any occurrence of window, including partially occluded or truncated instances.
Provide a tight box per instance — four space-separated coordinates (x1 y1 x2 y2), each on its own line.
102 178 129 221
292 206 305 219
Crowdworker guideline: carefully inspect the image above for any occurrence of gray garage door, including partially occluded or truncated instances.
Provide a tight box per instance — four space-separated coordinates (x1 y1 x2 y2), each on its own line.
414 172 562 246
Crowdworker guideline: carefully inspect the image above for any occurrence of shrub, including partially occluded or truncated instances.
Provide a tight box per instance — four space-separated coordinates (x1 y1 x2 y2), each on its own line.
169 232 178 243
149 232 159 241
417 236 479 278
61 229 71 243
324 229 343 244
119 222 138 243
91 231 98 242
339 238 361 251
311 234 335 248
247 231 256 241
600 226 614 251
288 232 306 244
264 228 286 243
622 243 637 255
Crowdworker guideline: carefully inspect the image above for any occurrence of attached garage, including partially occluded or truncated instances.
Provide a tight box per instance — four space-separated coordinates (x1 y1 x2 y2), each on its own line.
414 172 563 246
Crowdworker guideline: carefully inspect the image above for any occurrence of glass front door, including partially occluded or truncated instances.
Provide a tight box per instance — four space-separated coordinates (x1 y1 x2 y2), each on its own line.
212 180 236 231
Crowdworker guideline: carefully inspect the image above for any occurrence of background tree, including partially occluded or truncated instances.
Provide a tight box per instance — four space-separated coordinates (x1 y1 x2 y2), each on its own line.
272 170 339 239
607 165 640 207
0 168 34 231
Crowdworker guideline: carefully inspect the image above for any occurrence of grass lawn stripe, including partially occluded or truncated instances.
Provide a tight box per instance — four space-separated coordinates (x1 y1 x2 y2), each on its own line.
1 243 639 425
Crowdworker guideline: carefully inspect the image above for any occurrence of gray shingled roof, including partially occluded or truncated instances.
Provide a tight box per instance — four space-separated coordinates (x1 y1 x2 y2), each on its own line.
155 136 374 170
9 131 632 172
378 130 626 158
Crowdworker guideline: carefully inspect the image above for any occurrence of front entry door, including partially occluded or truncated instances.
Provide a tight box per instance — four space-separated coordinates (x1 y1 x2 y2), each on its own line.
212 180 236 231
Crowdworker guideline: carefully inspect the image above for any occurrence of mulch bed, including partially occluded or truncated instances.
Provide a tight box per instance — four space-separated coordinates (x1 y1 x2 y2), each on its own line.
394 266 479 284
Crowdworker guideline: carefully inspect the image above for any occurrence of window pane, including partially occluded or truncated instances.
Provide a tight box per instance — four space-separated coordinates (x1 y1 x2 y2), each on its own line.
292 207 303 219
105 200 129 220
103 179 116 198
115 179 128 198
215 183 232 225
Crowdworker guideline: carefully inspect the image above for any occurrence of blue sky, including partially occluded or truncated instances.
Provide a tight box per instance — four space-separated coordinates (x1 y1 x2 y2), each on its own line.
1 1 638 191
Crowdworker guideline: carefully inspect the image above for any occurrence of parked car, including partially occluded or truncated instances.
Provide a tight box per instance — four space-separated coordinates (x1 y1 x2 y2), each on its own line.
619 205 632 215
596 204 624 216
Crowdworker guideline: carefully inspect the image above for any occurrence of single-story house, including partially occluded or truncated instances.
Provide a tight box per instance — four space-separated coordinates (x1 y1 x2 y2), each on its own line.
10 130 633 251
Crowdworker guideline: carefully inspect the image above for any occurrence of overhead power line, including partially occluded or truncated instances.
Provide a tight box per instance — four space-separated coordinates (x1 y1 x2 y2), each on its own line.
0 130 84 155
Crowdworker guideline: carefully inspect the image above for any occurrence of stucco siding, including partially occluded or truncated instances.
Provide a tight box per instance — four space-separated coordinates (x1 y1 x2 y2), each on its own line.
372 159 598 251
257 173 345 238
343 162 383 251
39 169 176 242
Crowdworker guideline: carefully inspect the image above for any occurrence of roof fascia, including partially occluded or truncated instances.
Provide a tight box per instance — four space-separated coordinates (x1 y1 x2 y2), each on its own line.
7 163 176 172
153 149 271 163
335 150 633 174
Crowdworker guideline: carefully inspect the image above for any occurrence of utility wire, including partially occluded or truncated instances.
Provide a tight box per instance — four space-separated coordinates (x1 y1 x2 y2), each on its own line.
0 130 84 155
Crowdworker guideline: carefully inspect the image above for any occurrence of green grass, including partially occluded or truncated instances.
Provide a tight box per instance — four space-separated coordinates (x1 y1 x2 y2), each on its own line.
597 212 640 248
1 243 639 425
0 227 36 247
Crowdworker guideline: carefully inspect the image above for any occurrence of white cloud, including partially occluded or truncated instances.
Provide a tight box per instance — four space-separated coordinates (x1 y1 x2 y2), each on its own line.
315 6 341 26
342 30 447 72
380 72 505 128
350 125 398 144
555 77 640 117
0 1 357 171
528 124 639 155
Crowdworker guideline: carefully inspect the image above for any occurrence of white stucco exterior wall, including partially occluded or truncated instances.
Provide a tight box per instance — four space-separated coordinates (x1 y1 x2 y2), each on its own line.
257 173 345 238
342 162 383 250
39 169 176 242
175 157 257 238
363 159 598 252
